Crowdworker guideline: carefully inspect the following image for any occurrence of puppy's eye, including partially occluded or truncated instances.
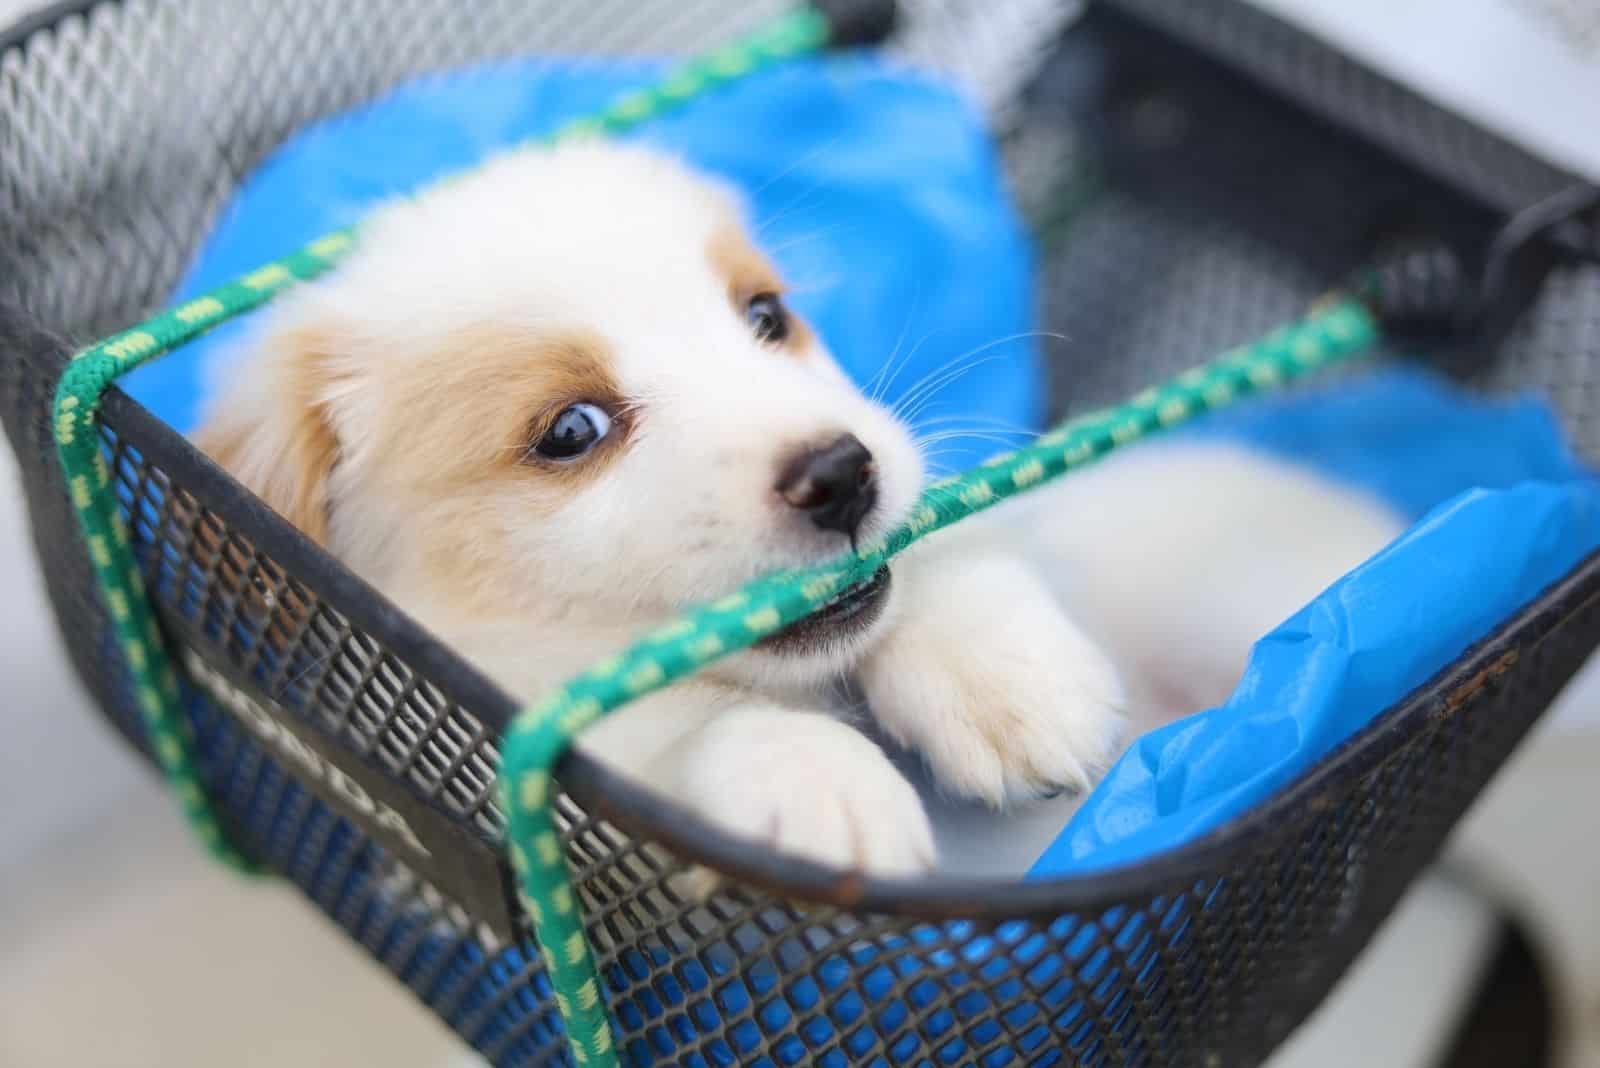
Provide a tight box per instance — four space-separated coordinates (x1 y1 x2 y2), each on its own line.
745 292 790 344
533 403 613 461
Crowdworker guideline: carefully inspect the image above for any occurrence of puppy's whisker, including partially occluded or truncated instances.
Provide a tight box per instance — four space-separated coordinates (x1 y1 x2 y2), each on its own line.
865 299 924 403
889 345 1014 417
918 438 1003 461
761 225 847 258
783 274 842 298
892 353 1013 423
870 303 921 404
913 413 1041 436
893 330 1067 405
915 429 1038 450
866 286 930 403
755 180 827 237
918 449 976 478
749 135 845 199
890 332 1065 422
874 325 950 407
624 562 682 617
914 429 1033 449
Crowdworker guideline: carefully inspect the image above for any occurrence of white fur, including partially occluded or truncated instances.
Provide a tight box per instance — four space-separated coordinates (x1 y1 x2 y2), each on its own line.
1002 440 1406 734
858 548 1125 808
203 142 1406 881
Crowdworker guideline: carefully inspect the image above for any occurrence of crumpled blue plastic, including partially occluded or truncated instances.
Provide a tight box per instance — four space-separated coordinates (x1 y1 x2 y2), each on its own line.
119 53 1042 474
1031 368 1600 877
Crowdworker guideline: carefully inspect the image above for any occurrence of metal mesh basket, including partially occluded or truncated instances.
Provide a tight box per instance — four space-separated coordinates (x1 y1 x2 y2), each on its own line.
4 1 1599 1065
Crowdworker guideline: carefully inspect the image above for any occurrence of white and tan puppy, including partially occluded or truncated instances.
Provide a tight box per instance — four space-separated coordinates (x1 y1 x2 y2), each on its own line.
199 141 1401 879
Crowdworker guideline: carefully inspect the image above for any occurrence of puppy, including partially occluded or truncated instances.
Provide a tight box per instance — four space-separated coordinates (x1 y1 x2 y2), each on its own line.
198 141 1400 879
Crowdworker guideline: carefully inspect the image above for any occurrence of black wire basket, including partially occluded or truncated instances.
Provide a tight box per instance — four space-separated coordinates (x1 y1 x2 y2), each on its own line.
5 1 1600 1065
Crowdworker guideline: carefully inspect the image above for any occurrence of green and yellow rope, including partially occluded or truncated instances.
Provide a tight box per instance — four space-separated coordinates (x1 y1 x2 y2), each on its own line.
48 5 1383 1064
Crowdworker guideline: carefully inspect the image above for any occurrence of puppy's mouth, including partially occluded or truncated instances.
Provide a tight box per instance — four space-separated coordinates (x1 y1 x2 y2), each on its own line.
756 565 892 655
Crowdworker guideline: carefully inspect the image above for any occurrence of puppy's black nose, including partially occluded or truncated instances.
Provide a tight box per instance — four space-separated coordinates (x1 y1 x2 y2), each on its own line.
777 434 878 538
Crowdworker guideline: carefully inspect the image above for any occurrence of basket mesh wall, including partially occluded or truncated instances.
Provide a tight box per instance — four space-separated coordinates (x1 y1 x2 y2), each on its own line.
4 2 1600 1066
0 0 1076 337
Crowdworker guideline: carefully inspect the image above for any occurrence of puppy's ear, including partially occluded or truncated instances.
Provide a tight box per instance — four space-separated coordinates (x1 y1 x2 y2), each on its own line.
194 319 343 545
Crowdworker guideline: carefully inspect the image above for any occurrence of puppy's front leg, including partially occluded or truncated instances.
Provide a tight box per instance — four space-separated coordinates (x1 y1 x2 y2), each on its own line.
858 542 1126 808
620 692 936 878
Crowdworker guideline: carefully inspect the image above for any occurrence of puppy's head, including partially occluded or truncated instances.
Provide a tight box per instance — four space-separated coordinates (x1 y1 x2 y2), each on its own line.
198 143 923 686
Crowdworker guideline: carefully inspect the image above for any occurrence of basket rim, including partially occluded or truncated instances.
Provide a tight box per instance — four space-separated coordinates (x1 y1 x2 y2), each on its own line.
0 0 107 51
101 376 1600 921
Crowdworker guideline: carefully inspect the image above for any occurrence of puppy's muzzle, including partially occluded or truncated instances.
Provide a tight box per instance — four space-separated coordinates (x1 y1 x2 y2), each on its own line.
777 433 878 540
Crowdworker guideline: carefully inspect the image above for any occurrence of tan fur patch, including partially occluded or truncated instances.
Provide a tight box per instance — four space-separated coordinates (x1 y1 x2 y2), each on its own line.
367 325 629 498
195 322 343 545
707 219 815 355
201 317 632 617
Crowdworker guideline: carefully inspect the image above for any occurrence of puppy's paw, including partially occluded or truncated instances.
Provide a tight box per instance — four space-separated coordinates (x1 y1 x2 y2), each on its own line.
859 553 1126 808
668 709 936 889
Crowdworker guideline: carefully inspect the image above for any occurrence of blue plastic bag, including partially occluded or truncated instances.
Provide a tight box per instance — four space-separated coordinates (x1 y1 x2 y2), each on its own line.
1031 369 1600 876
120 53 1043 474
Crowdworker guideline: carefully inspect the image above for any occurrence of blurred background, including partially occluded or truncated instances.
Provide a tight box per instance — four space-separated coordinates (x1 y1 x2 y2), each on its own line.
5 1 1600 1066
